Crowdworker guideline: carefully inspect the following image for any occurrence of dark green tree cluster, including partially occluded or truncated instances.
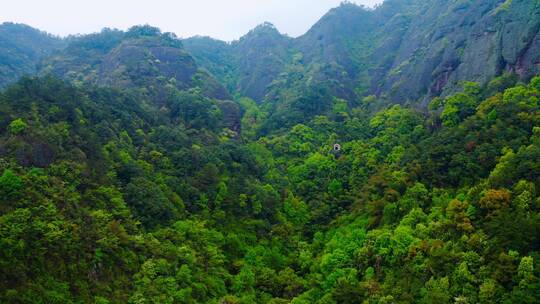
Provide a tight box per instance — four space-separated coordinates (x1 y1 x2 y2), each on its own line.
0 73 539 303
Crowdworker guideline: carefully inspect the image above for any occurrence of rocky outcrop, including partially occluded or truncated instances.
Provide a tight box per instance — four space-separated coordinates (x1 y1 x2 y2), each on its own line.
217 100 241 136
41 26 231 101
98 37 198 89
376 0 540 102
186 0 540 106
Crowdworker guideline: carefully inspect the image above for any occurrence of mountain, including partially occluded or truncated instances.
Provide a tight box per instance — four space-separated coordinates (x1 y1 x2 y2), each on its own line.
3 0 538 110
41 25 231 101
186 0 540 111
1 68 539 304
1 1 540 303
370 0 540 103
185 22 292 102
181 36 236 91
0 22 65 88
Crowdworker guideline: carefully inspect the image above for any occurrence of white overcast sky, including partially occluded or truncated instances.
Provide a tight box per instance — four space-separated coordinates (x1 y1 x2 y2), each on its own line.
0 0 383 41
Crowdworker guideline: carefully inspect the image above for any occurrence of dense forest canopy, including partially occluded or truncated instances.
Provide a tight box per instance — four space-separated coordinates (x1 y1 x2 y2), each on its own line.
1 0 540 303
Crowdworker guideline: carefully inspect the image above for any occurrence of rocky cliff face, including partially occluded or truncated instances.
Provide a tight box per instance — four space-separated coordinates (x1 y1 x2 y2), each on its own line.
186 0 540 106
373 0 540 103
217 100 242 136
41 26 230 101
97 36 198 89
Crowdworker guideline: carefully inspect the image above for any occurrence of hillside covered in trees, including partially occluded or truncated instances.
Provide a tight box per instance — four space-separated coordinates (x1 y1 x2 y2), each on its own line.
1 0 540 303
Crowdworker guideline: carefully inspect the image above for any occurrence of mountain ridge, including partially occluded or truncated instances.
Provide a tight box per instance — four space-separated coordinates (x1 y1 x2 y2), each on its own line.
2 0 539 111
185 0 540 107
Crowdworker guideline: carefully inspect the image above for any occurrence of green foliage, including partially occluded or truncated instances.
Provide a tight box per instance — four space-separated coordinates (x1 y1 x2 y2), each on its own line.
531 76 540 92
7 118 28 135
283 193 309 226
1 32 540 304
440 82 480 127
126 25 162 38
0 169 22 200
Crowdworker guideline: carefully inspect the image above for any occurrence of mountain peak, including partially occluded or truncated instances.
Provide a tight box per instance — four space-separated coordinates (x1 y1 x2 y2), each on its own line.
253 22 278 32
240 22 284 40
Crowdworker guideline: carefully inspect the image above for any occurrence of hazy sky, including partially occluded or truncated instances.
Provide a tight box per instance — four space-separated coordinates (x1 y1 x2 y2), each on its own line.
0 0 383 41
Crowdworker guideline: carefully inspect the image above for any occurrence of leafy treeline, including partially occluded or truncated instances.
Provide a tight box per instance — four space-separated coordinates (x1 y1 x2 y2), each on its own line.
1 72 539 303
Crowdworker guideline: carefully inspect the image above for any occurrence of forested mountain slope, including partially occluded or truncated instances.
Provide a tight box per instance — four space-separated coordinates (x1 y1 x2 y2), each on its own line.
0 22 65 88
40 25 231 101
0 0 540 303
1 73 539 304
184 23 293 102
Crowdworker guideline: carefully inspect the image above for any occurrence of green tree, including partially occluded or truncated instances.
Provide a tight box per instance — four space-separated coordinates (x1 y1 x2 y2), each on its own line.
8 118 28 135
0 169 22 200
